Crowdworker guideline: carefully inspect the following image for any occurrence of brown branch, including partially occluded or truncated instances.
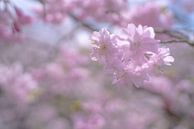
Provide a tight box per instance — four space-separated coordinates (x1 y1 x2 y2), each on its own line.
69 13 98 31
155 28 194 47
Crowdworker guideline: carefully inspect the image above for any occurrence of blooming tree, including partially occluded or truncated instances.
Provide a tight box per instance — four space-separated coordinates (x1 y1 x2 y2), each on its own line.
0 0 194 129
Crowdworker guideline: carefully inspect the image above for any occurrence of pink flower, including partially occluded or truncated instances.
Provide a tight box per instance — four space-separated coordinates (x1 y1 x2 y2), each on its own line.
74 114 105 129
38 0 74 24
91 24 174 87
74 0 128 24
91 28 118 64
158 47 175 66
124 2 173 28
0 64 38 104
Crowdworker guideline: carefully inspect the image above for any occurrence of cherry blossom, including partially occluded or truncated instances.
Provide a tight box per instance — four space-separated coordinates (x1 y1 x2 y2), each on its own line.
91 24 174 86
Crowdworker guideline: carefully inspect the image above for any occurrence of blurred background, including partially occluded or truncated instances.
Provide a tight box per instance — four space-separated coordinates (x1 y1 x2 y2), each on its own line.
0 0 194 129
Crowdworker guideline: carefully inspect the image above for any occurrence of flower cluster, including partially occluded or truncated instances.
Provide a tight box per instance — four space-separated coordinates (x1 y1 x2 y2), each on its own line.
123 2 173 28
0 64 37 104
91 24 174 86
37 0 128 25
33 45 89 95
74 0 128 24
37 0 74 24
0 1 32 43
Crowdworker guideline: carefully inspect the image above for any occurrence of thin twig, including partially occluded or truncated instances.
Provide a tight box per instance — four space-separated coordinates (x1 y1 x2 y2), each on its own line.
69 13 98 31
156 28 194 47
